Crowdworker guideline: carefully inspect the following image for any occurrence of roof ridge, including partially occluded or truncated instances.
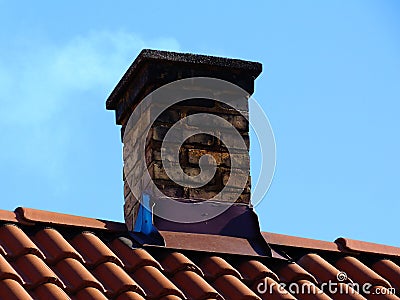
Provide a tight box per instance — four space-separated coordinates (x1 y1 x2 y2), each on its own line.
0 209 19 223
335 237 400 258
0 207 127 232
1 207 399 258
262 232 340 252
263 232 400 258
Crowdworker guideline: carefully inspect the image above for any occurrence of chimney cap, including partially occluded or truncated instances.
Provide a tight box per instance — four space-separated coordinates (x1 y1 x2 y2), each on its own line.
106 49 262 110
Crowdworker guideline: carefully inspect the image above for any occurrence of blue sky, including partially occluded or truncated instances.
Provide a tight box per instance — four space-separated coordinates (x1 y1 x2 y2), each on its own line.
0 1 399 247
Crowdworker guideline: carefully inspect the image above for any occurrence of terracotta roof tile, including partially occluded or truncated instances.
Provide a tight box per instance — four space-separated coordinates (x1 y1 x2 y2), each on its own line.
372 259 400 292
93 262 144 298
199 256 242 280
0 224 44 259
275 262 318 285
0 207 399 300
115 291 146 300
158 296 183 300
0 253 23 283
214 274 261 300
131 265 184 299
336 256 392 288
297 253 344 284
32 282 70 300
172 269 222 299
110 238 162 272
12 253 63 289
0 278 33 300
161 251 203 276
238 259 279 284
74 287 108 300
34 227 83 264
0 245 5 257
72 231 123 267
54 257 104 293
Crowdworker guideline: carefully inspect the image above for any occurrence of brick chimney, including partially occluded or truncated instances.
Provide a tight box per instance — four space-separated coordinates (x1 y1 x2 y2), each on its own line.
106 49 262 232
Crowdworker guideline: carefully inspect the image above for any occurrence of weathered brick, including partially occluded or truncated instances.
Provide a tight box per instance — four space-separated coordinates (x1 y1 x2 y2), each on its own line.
152 125 169 142
145 127 153 146
215 97 248 113
186 112 232 130
230 153 250 170
146 141 182 166
187 149 230 167
123 144 141 171
124 201 140 231
124 193 136 213
125 161 144 186
183 167 200 177
152 149 162 161
150 162 169 181
238 192 251 204
188 149 217 165
227 115 248 131
188 189 218 200
152 124 184 143
124 212 133 231
134 181 144 200
219 189 250 204
160 185 184 198
147 179 185 198
145 146 155 166
157 145 185 164
156 109 181 124
149 161 189 184
185 133 214 146
222 170 250 189
123 125 138 148
124 180 131 198
218 131 250 150
220 152 230 167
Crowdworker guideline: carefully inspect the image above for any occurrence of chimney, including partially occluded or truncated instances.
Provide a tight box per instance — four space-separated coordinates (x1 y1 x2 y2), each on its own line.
106 49 263 237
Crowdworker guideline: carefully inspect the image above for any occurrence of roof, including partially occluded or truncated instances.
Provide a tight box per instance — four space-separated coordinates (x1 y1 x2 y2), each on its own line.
0 207 399 300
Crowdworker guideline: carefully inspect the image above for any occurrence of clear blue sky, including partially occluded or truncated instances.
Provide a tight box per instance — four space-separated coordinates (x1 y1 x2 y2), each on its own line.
0 1 399 246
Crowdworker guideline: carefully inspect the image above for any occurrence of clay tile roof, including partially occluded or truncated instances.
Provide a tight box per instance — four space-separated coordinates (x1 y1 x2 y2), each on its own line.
33 283 70 300
237 259 279 284
0 207 399 300
161 252 203 276
0 209 19 223
297 253 344 284
335 238 400 257
372 259 400 292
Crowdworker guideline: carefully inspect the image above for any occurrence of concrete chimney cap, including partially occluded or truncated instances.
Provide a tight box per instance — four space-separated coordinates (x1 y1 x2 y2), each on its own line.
106 49 262 111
